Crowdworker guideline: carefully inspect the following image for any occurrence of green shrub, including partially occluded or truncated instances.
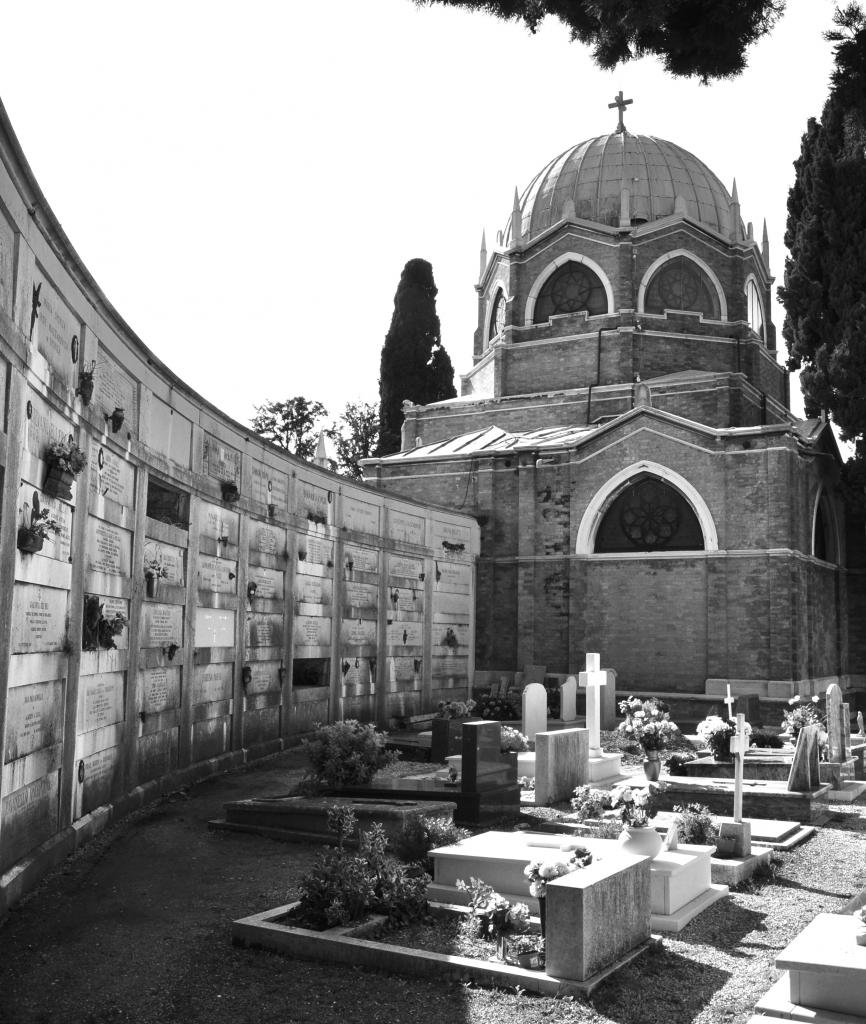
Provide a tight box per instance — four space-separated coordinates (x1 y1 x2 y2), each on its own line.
395 814 469 867
673 803 718 845
295 806 429 928
570 785 613 821
666 750 698 775
302 719 398 788
474 694 519 721
749 728 784 748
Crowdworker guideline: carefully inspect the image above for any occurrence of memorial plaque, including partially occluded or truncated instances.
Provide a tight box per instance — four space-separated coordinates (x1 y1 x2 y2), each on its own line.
79 673 125 733
245 661 281 694
342 496 380 535
142 667 181 714
252 522 283 556
388 587 423 613
344 582 377 610
388 510 425 545
250 464 288 509
80 746 121 815
293 574 332 606
145 397 193 470
201 434 241 485
435 591 472 616
296 480 331 519
86 517 132 576
0 213 14 315
386 621 423 647
11 585 68 654
1 773 59 869
32 273 77 386
432 519 471 551
344 545 378 574
304 536 333 566
389 555 424 580
193 607 235 648
93 351 137 435
89 440 135 507
141 603 183 648
16 484 72 561
247 566 283 600
197 555 237 593
434 560 472 592
142 540 184 585
293 615 331 648
193 663 233 705
4 679 64 761
341 617 377 645
436 621 470 648
392 657 418 683
199 503 238 542
23 393 76 464
248 614 282 648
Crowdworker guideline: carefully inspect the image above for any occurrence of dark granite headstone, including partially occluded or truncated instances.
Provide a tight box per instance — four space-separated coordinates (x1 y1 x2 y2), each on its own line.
736 693 763 727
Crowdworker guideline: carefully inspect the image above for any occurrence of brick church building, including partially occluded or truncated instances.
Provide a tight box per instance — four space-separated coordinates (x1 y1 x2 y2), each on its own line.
366 104 866 701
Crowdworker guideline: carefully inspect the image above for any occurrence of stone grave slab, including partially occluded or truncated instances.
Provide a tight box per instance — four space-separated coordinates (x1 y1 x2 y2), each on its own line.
545 849 651 983
655 776 831 823
769 913 866 1019
534 728 589 805
210 795 457 846
684 753 792 782
649 845 728 933
559 676 577 723
429 716 482 763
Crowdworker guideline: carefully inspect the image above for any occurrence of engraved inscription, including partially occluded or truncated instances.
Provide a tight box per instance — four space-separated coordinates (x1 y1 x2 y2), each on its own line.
142 540 184 585
201 435 241 484
199 504 238 542
193 663 233 705
89 440 135 507
344 545 378 574
81 674 124 732
33 274 76 385
0 215 13 315
294 615 330 648
193 608 235 648
386 621 422 646
11 585 67 654
5 680 63 761
142 603 183 647
86 518 132 576
296 481 330 518
388 511 425 545
197 555 236 593
250 464 288 509
389 555 423 579
247 566 282 599
342 497 379 535
94 351 137 434
142 667 181 713
253 523 281 555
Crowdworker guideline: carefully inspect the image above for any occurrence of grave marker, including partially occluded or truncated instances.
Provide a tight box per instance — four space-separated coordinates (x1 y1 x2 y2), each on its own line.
579 653 606 758
787 724 822 792
521 682 547 742
717 711 752 857
560 676 577 722
825 683 845 763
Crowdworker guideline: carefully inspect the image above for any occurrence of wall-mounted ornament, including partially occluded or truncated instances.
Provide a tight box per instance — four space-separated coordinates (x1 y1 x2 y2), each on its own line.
241 666 252 687
17 491 58 554
163 643 179 661
247 581 258 602
75 360 96 406
29 282 41 340
44 437 88 500
70 334 79 364
221 481 239 503
105 407 125 433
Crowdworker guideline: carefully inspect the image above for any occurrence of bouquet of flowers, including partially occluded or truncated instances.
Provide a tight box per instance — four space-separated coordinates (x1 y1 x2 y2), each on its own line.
618 696 679 752
696 715 751 760
500 726 529 753
456 878 530 938
437 699 476 720
47 438 88 475
570 785 613 821
610 782 663 828
523 846 593 897
474 694 519 721
781 696 824 738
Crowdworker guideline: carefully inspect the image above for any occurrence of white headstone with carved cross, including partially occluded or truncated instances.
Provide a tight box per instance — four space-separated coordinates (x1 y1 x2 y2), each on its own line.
579 653 607 758
716 712 752 857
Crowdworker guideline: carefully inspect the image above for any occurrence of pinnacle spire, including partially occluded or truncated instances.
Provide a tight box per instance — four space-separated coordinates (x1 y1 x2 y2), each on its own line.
762 219 770 270
479 229 488 280
511 187 523 245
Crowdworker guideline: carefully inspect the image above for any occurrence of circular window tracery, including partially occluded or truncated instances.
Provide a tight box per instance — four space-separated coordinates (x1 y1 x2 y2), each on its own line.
533 261 607 323
594 475 704 553
644 256 720 319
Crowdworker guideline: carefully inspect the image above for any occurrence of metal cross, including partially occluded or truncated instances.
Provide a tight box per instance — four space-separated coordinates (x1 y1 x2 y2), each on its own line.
608 91 633 134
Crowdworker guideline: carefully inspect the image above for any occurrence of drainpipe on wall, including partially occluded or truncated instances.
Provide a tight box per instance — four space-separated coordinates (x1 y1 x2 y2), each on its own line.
587 328 604 425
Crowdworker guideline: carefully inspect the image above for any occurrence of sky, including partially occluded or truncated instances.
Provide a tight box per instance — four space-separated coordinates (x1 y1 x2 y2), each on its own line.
0 0 842 429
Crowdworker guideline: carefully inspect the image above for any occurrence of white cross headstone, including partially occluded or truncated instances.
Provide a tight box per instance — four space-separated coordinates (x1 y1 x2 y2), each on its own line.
729 712 749 823
723 684 736 721
579 653 607 758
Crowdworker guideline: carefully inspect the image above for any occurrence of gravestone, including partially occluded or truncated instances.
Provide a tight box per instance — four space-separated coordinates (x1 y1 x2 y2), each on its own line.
787 724 822 792
578 654 617 730
843 702 852 755
522 682 547 742
459 721 521 821
534 727 588 804
560 676 577 723
826 683 845 763
858 711 865 738
717 712 751 858
579 652 623 783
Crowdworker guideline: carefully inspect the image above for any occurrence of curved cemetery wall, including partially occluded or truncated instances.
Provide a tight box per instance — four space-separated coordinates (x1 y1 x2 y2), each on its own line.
0 102 479 890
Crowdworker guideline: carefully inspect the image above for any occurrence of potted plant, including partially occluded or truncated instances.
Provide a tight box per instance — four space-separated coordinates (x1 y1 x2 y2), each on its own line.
143 557 168 598
44 438 87 500
455 878 532 961
618 696 680 780
610 781 665 858
781 696 824 740
98 610 128 650
17 495 59 554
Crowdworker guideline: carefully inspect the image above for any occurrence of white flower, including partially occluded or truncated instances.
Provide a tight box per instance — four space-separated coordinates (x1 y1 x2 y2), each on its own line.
529 881 543 897
633 790 648 807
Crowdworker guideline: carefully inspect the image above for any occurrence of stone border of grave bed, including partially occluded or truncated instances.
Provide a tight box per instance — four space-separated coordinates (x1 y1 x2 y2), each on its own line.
231 902 650 997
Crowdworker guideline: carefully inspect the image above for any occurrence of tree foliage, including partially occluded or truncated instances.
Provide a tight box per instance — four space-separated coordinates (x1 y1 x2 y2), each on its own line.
377 258 456 456
414 0 785 80
328 401 380 479
780 3 866 465
251 397 328 460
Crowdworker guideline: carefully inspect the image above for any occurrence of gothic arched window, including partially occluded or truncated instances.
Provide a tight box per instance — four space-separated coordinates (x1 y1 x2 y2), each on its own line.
594 475 705 553
488 290 506 342
644 256 721 319
533 262 608 323
745 278 765 341
813 492 838 564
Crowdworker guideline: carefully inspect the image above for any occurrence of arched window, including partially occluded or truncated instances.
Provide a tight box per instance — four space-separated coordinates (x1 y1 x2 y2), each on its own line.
745 278 765 341
533 262 608 323
813 492 838 563
594 475 705 553
488 290 506 342
644 256 721 319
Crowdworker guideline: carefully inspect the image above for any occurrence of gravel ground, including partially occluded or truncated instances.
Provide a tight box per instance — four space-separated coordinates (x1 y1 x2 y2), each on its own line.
0 747 864 1024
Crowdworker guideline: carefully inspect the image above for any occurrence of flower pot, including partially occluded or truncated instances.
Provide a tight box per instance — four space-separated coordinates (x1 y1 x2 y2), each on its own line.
619 824 663 859
44 464 74 500
515 951 544 970
714 835 737 859
17 527 44 554
495 935 507 961
76 376 94 405
537 895 546 938
643 750 661 781
855 926 866 947
145 573 159 599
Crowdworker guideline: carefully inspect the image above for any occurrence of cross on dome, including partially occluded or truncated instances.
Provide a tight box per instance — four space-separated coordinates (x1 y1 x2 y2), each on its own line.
608 90 633 133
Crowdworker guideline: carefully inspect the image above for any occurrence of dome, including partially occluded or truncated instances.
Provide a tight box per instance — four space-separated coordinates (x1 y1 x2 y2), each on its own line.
507 132 737 242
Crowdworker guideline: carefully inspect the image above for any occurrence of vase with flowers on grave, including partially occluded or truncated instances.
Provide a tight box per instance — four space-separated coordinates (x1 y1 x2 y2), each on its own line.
617 696 679 779
612 781 664 858
524 845 593 938
456 878 531 961
695 715 749 761
43 438 87 501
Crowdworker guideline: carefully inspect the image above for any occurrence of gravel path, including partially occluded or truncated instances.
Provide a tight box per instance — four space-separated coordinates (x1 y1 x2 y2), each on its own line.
0 748 863 1024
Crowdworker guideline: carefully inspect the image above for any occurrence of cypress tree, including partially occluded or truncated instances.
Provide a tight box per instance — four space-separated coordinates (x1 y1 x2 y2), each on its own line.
780 4 866 468
377 259 456 456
